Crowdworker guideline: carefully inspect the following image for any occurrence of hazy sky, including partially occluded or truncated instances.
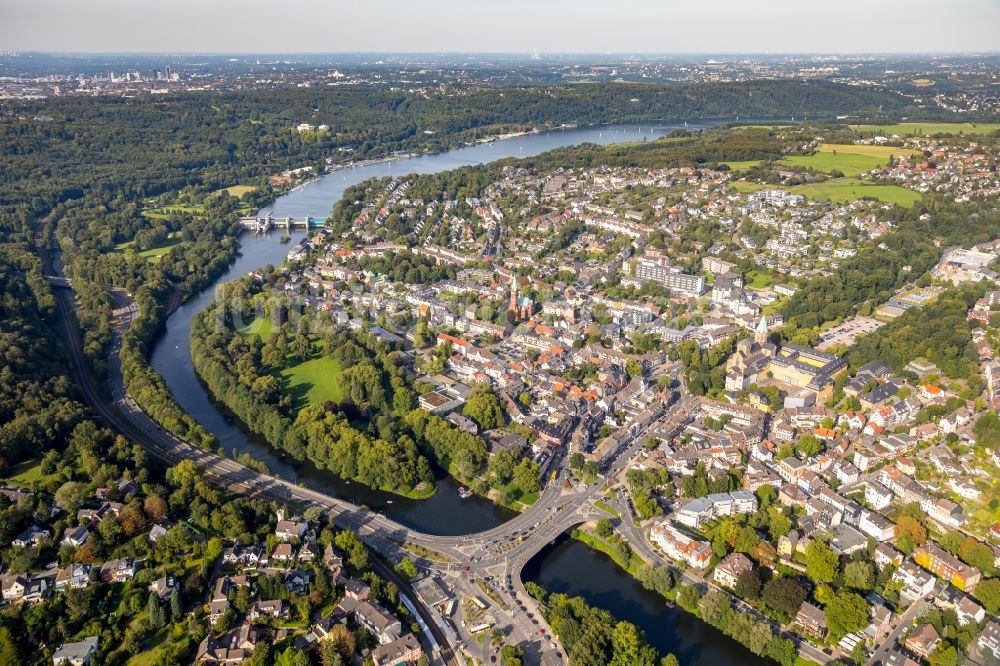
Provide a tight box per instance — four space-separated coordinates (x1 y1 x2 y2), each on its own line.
3 0 1000 54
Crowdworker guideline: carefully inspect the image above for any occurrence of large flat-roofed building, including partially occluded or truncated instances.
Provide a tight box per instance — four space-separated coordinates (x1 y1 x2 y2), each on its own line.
631 260 706 297
674 491 758 529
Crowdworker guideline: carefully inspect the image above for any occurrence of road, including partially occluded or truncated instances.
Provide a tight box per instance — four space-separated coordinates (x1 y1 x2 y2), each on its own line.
42 228 829 665
866 592 932 666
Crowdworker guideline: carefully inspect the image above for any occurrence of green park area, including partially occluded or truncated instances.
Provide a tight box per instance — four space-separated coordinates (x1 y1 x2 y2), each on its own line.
237 316 345 409
278 354 346 409
141 184 257 220
746 268 774 289
113 232 184 262
237 316 274 340
778 143 917 177
851 122 1000 136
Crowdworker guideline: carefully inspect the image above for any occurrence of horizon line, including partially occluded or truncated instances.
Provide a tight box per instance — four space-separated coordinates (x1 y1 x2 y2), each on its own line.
6 50 1000 57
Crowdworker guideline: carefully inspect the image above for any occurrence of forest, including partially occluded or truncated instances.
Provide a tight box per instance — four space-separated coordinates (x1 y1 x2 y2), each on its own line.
783 191 1000 334
0 245 88 470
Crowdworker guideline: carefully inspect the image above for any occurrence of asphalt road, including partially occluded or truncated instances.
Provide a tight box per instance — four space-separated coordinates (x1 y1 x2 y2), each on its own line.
39 229 791 665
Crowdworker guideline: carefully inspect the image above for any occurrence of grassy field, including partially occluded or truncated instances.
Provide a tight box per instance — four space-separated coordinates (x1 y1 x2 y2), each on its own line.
279 354 345 409
778 143 918 177
237 316 274 340
728 175 919 206
851 122 1000 136
1 459 50 486
141 204 204 220
594 500 621 518
746 268 774 289
723 159 763 170
114 233 184 263
790 178 922 206
213 184 257 198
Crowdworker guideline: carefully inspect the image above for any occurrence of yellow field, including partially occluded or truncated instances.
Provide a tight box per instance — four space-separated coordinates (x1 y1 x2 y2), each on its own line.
214 185 257 197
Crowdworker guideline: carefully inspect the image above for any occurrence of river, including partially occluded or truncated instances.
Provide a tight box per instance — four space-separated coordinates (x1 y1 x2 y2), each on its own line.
524 536 774 666
150 122 720 535
149 119 776 665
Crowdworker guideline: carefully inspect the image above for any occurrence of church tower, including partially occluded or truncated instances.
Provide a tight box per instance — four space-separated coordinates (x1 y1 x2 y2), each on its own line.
754 315 768 346
509 277 519 314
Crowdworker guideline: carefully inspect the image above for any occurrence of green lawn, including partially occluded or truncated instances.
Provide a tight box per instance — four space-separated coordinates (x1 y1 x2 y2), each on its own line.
723 160 763 170
778 143 918 177
279 354 345 409
778 152 885 177
746 269 774 289
1 459 49 485
789 178 922 206
237 316 274 340
114 233 184 263
851 122 1000 136
594 500 621 518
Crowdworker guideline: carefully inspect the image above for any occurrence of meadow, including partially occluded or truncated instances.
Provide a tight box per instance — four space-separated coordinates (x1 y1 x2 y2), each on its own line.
113 232 184 262
851 122 1000 136
729 176 920 206
279 354 345 409
777 143 916 177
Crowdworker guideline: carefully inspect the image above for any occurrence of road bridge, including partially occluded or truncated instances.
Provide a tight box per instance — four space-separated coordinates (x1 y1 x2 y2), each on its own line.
39 228 701 664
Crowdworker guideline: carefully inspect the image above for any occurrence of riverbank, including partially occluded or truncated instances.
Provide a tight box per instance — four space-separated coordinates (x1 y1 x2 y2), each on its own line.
149 119 787 533
525 536 777 666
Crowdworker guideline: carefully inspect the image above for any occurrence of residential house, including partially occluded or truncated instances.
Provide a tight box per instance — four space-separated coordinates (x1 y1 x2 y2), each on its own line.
249 599 287 621
61 525 90 548
275 519 308 542
55 564 91 591
355 601 403 645
893 560 936 603
344 578 371 601
649 522 712 569
12 525 50 548
714 553 753 589
100 558 138 583
792 601 826 638
979 620 1000 657
370 633 423 666
904 623 941 659
52 636 99 666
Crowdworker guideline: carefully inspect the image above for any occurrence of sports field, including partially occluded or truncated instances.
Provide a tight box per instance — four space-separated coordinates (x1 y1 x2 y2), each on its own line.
851 122 1000 136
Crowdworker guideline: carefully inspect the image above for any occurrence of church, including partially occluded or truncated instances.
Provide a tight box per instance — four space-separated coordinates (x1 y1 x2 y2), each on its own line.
725 316 847 405
508 278 534 321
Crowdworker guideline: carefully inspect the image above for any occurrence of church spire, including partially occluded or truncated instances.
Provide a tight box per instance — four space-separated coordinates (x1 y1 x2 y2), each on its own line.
754 315 768 345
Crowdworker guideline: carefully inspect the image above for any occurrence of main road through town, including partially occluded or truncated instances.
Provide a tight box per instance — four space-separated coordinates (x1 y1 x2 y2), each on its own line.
39 224 701 664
